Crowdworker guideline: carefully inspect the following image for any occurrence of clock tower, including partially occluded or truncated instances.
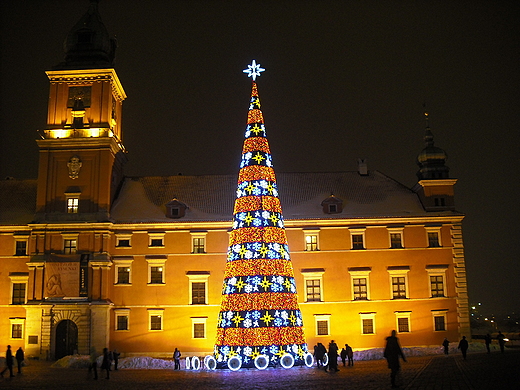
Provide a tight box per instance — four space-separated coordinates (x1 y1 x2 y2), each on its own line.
35 0 127 223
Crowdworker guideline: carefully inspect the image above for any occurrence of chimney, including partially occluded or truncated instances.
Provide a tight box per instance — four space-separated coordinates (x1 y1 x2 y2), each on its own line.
357 158 368 176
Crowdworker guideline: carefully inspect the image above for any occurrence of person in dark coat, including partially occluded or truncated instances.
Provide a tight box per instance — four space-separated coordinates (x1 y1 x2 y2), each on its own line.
340 347 347 367
442 338 450 355
384 330 406 388
326 340 339 372
484 334 492 354
15 347 24 374
497 331 505 353
314 343 326 368
101 348 111 379
345 344 354 366
458 336 469 360
173 348 181 370
112 349 120 370
0 345 14 377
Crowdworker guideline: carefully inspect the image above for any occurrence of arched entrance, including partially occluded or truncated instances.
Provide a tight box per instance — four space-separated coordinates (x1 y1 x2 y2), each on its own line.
55 320 78 359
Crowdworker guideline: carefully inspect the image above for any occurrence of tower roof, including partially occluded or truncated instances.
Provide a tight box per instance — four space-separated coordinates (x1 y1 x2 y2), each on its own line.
416 112 449 180
54 0 116 70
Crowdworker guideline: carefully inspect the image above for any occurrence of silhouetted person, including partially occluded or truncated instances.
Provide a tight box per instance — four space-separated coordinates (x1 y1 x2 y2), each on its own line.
442 338 450 355
0 345 14 377
101 348 110 379
458 336 469 360
484 334 492 354
326 340 339 372
112 349 120 370
15 347 24 374
497 331 505 353
340 347 347 366
314 343 326 368
345 343 354 366
88 347 98 380
384 330 406 388
173 348 181 370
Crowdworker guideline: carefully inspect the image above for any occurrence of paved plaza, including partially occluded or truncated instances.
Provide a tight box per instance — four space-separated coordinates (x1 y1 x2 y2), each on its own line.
1 350 518 389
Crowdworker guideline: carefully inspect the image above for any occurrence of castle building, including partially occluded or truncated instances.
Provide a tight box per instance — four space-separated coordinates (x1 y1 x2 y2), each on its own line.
0 1 469 360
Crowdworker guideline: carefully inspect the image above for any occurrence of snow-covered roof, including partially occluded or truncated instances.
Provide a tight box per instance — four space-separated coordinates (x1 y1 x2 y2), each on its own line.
110 171 450 223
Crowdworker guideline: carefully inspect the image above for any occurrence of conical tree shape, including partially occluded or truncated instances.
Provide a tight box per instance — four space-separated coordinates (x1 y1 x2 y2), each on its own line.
214 81 308 369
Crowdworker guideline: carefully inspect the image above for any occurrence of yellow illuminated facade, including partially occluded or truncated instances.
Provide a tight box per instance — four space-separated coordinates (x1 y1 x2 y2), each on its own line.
0 2 469 360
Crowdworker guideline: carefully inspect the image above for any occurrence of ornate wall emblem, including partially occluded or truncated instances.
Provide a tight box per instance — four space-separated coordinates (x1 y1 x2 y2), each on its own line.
67 156 82 179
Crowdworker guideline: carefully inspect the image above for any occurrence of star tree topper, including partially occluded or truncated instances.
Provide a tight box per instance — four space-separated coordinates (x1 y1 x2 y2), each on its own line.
243 60 265 81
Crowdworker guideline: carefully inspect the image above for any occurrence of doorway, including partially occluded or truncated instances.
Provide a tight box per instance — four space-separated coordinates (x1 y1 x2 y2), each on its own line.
55 319 78 359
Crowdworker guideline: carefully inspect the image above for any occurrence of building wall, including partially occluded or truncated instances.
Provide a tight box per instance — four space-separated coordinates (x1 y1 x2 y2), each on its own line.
0 216 468 359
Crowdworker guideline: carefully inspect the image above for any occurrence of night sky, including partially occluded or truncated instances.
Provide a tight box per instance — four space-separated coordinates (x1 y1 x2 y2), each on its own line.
1 0 519 315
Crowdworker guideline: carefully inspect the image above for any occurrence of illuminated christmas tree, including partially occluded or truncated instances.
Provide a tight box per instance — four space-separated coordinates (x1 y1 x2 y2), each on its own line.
214 61 310 370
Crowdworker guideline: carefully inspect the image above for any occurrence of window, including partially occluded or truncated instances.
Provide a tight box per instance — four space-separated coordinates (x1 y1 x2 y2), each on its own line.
187 272 210 305
430 276 444 297
306 280 321 302
10 318 25 339
113 258 133 285
314 314 330 336
353 278 368 300
146 257 166 284
9 273 28 305
350 228 366 250
352 234 364 250
304 230 319 251
360 313 376 335
388 267 410 299
191 232 207 253
425 227 442 248
192 283 206 304
390 233 403 248
434 197 446 207
115 234 132 248
432 311 447 331
349 268 371 301
15 240 27 256
191 317 207 339
12 283 26 305
392 277 407 299
63 236 77 254
396 312 411 333
426 265 448 298
114 309 130 331
149 309 164 331
302 269 324 302
148 233 165 247
67 197 79 213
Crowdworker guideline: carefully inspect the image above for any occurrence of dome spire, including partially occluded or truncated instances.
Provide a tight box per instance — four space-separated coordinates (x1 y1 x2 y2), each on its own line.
54 0 116 70
416 110 450 180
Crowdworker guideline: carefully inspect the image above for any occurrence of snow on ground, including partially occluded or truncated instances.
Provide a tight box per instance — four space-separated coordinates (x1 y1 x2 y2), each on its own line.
51 342 499 370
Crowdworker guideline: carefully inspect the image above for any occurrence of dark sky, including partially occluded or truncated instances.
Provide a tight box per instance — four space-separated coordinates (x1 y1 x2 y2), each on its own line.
1 0 519 315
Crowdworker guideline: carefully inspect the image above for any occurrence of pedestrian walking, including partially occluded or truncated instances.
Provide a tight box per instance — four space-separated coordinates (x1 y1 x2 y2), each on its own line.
442 338 450 355
458 336 469 360
484 333 492 354
497 331 505 353
88 347 98 380
173 348 181 370
112 349 120 370
384 330 407 388
345 343 354 366
0 345 14 378
101 348 111 379
15 347 24 374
